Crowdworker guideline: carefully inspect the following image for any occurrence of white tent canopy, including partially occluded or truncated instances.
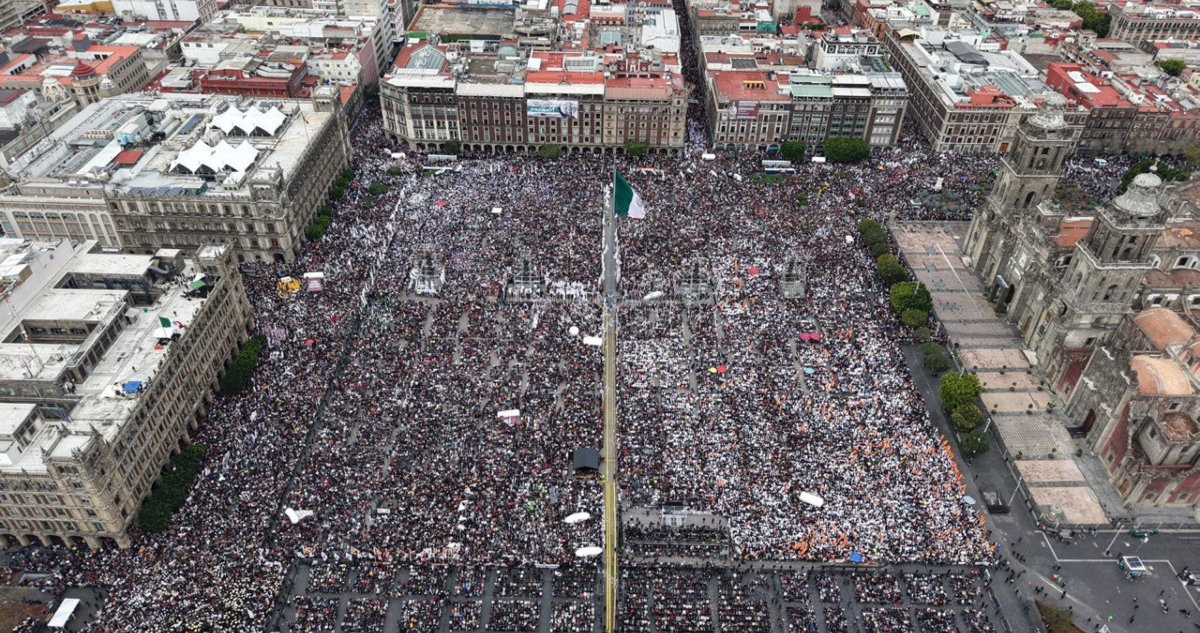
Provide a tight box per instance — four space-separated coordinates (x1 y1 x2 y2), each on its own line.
210 106 287 136
171 140 259 175
48 598 80 628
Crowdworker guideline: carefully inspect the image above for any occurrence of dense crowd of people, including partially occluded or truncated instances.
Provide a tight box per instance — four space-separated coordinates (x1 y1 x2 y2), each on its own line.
0 90 1054 631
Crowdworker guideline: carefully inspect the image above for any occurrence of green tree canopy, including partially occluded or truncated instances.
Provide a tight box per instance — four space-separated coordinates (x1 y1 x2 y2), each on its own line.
824 137 871 163
939 372 982 412
1186 140 1200 167
538 144 562 159
1157 58 1187 77
901 308 929 328
780 141 807 162
876 254 907 285
1120 159 1190 191
923 346 950 374
952 404 986 432
890 281 932 314
442 140 462 155
625 140 649 156
960 430 990 456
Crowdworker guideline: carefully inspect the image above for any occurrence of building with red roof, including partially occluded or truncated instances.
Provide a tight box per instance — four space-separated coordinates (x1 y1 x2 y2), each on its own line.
0 41 151 108
1046 62 1200 155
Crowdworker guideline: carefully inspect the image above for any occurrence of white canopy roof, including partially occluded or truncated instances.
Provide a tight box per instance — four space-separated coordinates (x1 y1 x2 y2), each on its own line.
171 140 259 175
48 598 80 628
210 106 287 136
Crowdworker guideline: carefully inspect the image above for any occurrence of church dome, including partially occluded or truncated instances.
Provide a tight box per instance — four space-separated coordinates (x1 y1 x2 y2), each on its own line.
1028 93 1068 130
1113 170 1162 218
71 61 96 78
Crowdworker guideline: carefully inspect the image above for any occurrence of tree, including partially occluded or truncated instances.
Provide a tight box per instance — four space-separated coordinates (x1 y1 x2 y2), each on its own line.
939 372 982 412
901 308 928 328
858 220 887 247
1157 58 1187 77
137 444 208 533
869 241 890 258
780 141 807 162
538 144 562 159
441 140 461 155
960 430 990 456
876 254 907 285
923 347 950 374
368 181 388 196
1185 140 1200 166
1070 1 1110 36
220 335 266 396
387 166 404 176
1120 159 1190 191
952 404 986 432
914 326 931 342
625 140 649 156
824 137 871 163
306 215 331 240
890 281 932 313
1050 0 1072 8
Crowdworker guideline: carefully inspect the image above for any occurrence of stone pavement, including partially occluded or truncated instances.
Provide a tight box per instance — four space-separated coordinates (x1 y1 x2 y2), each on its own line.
268 560 1002 632
893 222 1112 527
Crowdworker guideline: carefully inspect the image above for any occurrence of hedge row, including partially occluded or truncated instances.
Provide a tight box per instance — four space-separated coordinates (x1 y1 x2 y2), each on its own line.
329 169 356 201
219 335 266 396
137 444 207 533
305 204 335 241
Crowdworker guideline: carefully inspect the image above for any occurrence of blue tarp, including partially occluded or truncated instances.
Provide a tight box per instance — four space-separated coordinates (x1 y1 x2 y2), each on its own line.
122 381 143 394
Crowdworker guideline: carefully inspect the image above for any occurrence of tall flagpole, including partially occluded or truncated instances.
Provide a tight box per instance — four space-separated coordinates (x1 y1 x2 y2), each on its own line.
601 169 619 633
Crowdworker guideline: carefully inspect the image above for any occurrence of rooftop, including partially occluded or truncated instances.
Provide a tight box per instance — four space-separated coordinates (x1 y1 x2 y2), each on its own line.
1133 307 1196 351
7 93 334 200
409 6 517 39
0 240 223 473
1131 355 1194 396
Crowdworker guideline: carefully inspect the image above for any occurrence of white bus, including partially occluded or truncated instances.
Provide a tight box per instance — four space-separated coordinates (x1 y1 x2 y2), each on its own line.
762 160 796 174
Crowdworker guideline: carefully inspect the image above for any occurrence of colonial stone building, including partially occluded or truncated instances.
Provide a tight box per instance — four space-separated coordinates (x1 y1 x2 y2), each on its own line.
0 90 348 263
965 92 1200 509
0 240 252 548
1066 308 1200 507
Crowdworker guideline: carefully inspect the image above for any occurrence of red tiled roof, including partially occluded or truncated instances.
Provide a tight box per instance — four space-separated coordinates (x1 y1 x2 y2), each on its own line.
1051 218 1092 247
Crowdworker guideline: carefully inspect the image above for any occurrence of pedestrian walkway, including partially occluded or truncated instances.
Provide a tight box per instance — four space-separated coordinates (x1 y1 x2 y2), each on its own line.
893 222 1111 528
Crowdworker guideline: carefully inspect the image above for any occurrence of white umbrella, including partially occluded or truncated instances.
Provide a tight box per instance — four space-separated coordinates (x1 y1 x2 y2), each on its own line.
799 492 825 508
575 546 603 557
569 326 580 336
564 512 592 524
644 291 665 301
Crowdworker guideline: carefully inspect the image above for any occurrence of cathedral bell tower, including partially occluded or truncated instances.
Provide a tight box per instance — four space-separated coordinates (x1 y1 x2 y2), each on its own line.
965 94 1075 282
1029 171 1167 380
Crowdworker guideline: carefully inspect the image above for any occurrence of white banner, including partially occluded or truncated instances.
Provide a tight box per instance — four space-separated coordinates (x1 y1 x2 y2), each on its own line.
527 99 580 119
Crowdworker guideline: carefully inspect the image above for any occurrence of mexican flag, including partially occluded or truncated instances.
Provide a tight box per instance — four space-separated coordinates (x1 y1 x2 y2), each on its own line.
614 172 646 219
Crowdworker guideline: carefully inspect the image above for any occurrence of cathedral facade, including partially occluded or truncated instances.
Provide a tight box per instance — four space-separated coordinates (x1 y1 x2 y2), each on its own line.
963 95 1200 508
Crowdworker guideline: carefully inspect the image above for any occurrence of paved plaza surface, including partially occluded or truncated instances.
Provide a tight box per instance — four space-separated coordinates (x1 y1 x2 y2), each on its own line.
896 221 1200 633
272 562 1000 633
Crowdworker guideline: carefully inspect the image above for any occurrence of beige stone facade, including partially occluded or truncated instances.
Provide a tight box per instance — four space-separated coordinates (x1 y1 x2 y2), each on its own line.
0 90 349 263
0 241 252 548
